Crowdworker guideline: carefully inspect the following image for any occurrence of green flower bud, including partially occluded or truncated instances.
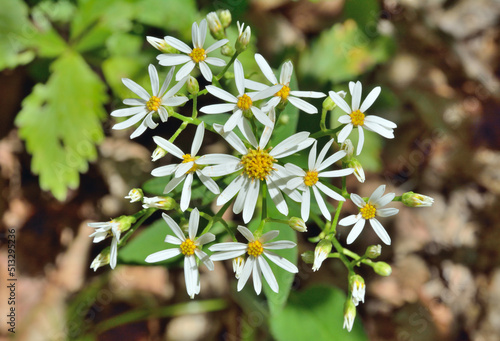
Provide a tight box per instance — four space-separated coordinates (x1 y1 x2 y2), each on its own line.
402 191 434 207
114 215 136 233
235 21 251 52
373 261 392 276
221 44 235 57
146 36 177 53
365 244 381 259
187 76 199 95
125 188 143 203
322 96 337 111
152 146 167 161
142 196 177 210
218 9 232 28
289 217 307 232
207 12 225 40
301 251 315 264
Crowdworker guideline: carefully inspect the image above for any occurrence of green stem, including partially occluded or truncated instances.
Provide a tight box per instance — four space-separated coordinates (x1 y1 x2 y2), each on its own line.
310 126 343 139
169 112 216 133
319 108 328 131
216 51 240 80
192 94 198 119
119 208 157 246
393 195 402 202
326 201 343 236
257 182 267 236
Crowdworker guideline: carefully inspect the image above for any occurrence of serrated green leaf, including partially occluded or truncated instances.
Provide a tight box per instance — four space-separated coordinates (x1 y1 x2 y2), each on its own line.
0 0 36 70
15 50 106 200
270 285 368 341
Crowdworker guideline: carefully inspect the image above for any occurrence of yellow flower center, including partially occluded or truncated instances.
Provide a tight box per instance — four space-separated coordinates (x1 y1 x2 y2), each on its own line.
189 47 206 63
360 203 376 220
182 154 198 174
304 170 319 187
146 96 161 112
275 85 290 101
237 94 253 111
350 110 365 126
241 148 276 181
180 238 196 256
247 240 263 257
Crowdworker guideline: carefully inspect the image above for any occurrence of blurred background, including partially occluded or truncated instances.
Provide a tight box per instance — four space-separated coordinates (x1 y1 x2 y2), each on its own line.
1 0 500 340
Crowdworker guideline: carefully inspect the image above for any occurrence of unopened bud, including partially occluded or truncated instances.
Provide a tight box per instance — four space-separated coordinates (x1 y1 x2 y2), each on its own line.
341 139 354 158
288 217 307 232
365 244 381 259
322 96 337 111
402 191 434 207
343 299 356 332
373 261 392 276
114 215 136 233
218 10 232 28
221 44 235 57
235 21 251 52
207 12 225 40
301 251 315 264
187 76 199 95
125 188 143 203
146 36 177 54
91 248 110 271
142 196 177 210
347 158 365 183
349 274 365 306
152 146 167 161
312 239 332 271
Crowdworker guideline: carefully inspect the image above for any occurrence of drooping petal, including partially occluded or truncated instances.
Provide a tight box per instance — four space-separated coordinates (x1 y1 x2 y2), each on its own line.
180 173 193 211
316 181 345 202
313 185 331 221
112 112 147 130
238 118 259 148
157 53 192 66
199 61 213 82
151 164 178 177
250 106 273 127
363 121 395 139
216 175 245 206
364 115 397 129
111 107 145 117
346 219 366 244
356 126 364 155
259 256 279 293
223 109 243 132
252 259 262 294
110 236 118 269
263 250 298 273
237 256 255 291
243 179 259 223
301 187 311 222
267 178 288 216
195 249 214 271
196 170 220 194
175 61 196 81
369 218 391 245
233 178 250 214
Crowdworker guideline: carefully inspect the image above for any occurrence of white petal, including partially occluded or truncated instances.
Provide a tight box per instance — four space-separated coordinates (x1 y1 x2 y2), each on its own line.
237 257 254 291
175 162 194 178
267 178 288 216
153 136 184 159
349 81 355 94
308 141 317 170
260 230 279 243
110 237 118 269
180 173 193 211
363 121 394 139
199 61 213 82
200 103 236 114
255 53 278 84
129 121 148 139
165 235 182 245
320 150 348 171
243 180 259 223
209 242 248 252
162 213 186 241
123 98 146 106
148 64 159 96
284 163 306 177
112 112 146 130
264 241 296 250
200 162 242 177
364 115 397 128
157 53 192 66
339 214 361 226
151 164 178 177
375 192 396 208
263 251 298 273
224 109 243 132
286 176 304 190
360 86 381 112
214 124 251 155
251 107 273 127
258 256 279 293
350 193 366 208
164 36 192 54
175 61 196 81
111 107 145 117
233 178 250 214
315 139 334 170
270 132 311 158
184 255 199 297
122 78 150 101
369 218 391 245
252 260 262 294
190 123 204 156
280 61 293 85
337 124 353 143
145 248 182 263
196 170 220 194
251 85 282 101
328 90 352 114
205 39 229 53
338 115 352 124
163 173 185 193
198 19 207 48
159 67 175 97
288 96 318 114
237 225 255 242
369 185 386 204
196 153 240 165
346 219 366 244
351 81 362 111
162 96 189 107
289 90 325 98
204 57 227 68
234 59 245 95
318 168 354 178
245 79 267 91
210 250 246 261
195 249 214 271
356 126 364 155
301 188 311 221
188 207 199 240
196 233 215 246
205 85 237 103
315 181 345 202
163 75 188 99
217 175 245 206
313 185 331 221
259 121 274 149
376 207 399 217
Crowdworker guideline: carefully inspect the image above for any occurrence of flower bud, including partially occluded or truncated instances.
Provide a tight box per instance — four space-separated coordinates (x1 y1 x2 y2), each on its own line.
90 248 110 271
235 21 251 52
114 215 136 233
301 251 315 264
125 188 143 203
146 36 177 54
152 146 167 161
288 217 307 232
402 191 434 207
373 261 392 276
365 244 381 259
221 44 234 57
142 196 177 210
341 139 354 158
322 96 337 111
347 158 365 183
349 274 365 306
187 76 199 95
343 299 356 332
207 12 225 40
232 256 245 279
218 9 232 28
312 239 332 271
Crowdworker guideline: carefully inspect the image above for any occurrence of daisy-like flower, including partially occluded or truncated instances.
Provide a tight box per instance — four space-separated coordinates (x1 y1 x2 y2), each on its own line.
246 53 325 114
151 123 219 211
209 226 298 294
339 185 399 245
197 115 313 223
200 59 282 132
111 65 188 139
328 81 397 155
142 196 176 210
285 139 354 221
88 220 121 269
157 19 229 82
145 209 215 298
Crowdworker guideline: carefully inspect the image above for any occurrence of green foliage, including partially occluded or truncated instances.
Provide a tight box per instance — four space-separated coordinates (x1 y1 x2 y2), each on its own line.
343 0 380 29
299 20 393 83
270 285 368 341
15 51 106 200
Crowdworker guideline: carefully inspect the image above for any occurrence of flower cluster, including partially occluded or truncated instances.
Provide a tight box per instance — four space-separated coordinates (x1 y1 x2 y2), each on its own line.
88 10 435 332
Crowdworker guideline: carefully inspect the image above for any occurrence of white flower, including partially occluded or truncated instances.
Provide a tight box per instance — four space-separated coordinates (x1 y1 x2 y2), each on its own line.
246 54 325 114
312 239 332 272
151 123 220 211
145 209 215 298
285 139 353 221
151 146 167 161
232 256 245 279
236 21 251 50
329 81 397 155
339 185 399 245
142 196 176 210
111 65 188 139
157 19 229 82
124 188 143 203
200 59 281 132
209 226 298 294
350 275 365 306
90 249 110 271
88 221 121 269
343 300 356 332
197 113 314 223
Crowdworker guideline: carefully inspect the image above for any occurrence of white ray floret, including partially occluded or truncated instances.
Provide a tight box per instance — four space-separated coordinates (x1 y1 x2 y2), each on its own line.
339 184 399 245
157 19 229 82
209 226 298 294
285 139 353 221
145 209 215 298
151 123 220 211
197 111 314 223
200 59 282 132
245 53 325 114
111 65 188 138
328 81 397 155
88 220 121 269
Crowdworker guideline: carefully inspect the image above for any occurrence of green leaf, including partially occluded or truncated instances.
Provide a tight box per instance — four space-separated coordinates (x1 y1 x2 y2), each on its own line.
343 0 380 29
299 20 393 83
119 218 182 265
0 0 36 69
15 50 106 200
270 285 368 341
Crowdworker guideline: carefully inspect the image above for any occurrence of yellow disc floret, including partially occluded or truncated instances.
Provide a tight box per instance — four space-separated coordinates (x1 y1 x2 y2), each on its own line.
360 203 376 220
237 94 253 111
241 148 276 181
189 47 206 63
146 96 161 112
275 85 290 101
304 170 319 187
182 154 199 174
247 240 264 257
350 110 365 126
180 238 196 256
